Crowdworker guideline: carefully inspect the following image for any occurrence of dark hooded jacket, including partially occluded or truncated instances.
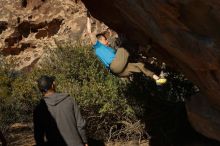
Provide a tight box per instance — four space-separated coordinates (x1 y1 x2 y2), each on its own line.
33 93 87 146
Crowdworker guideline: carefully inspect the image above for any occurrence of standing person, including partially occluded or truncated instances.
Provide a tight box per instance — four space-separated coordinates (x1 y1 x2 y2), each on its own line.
93 33 167 85
34 75 88 146
0 130 7 146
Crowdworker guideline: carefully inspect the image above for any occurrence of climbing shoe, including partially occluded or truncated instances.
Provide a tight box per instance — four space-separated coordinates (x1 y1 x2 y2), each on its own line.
156 78 167 85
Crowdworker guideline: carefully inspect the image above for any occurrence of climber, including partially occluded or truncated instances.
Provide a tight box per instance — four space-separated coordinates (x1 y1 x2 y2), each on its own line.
92 33 167 85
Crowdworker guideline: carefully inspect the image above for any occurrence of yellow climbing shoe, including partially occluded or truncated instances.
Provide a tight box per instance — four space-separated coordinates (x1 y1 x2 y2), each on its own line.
156 78 167 85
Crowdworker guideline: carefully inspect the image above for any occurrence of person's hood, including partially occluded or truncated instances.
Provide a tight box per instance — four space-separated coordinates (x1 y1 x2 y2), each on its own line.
44 93 69 106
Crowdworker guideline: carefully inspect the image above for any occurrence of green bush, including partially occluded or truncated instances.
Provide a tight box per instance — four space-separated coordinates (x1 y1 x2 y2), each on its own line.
0 62 18 132
0 44 140 140
38 44 137 140
0 43 197 143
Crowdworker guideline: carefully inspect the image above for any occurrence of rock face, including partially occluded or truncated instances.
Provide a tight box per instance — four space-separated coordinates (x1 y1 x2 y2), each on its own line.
0 0 89 70
81 0 220 141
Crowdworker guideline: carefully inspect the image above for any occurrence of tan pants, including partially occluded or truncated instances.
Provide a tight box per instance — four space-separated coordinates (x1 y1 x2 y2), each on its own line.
110 48 155 78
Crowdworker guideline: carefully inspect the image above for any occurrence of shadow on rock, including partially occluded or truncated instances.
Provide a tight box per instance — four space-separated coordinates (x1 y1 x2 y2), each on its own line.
124 73 220 146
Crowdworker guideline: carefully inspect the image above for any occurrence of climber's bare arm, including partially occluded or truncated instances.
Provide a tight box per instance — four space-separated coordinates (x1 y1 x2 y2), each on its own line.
86 14 96 44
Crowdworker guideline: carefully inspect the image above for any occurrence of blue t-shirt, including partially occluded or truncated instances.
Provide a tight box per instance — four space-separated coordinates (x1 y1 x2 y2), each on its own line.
93 41 116 68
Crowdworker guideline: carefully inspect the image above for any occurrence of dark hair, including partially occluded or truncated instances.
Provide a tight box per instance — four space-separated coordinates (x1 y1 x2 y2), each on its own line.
37 75 55 93
96 33 106 40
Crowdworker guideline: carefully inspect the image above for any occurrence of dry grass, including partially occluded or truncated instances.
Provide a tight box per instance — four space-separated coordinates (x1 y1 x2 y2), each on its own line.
7 123 35 146
106 140 149 146
4 123 149 146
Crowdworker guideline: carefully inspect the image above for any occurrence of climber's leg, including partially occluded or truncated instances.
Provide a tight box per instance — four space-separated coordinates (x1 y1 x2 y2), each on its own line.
110 47 129 74
118 62 167 85
118 62 155 78
135 63 155 78
110 47 167 84
110 48 156 78
117 63 142 77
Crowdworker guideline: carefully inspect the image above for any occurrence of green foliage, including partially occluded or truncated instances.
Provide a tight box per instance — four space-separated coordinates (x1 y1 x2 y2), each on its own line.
0 58 15 131
0 43 197 143
38 44 137 139
38 44 133 116
0 44 137 140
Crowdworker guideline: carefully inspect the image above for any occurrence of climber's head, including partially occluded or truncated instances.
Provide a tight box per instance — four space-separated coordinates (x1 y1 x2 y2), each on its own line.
96 33 109 46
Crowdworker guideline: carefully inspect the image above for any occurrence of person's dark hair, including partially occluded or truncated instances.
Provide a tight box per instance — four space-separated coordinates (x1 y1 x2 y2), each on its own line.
102 30 110 38
37 75 55 93
96 33 106 40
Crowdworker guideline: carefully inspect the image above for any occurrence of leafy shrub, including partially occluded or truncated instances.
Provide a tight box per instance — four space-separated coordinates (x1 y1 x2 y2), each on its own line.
0 43 198 144
0 44 140 140
0 64 19 133
38 44 138 140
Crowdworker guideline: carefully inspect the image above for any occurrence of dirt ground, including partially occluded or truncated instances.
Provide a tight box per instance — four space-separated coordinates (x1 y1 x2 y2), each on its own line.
3 123 220 146
3 123 149 146
6 123 35 146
